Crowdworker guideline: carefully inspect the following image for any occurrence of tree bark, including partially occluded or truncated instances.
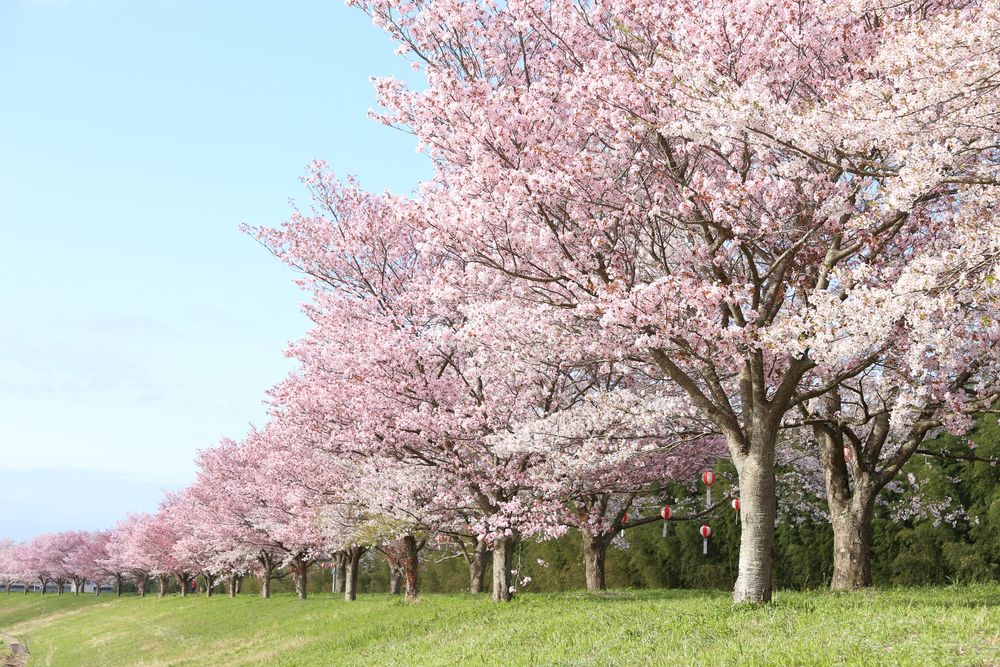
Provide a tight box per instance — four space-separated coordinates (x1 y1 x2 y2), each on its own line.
115 575 124 597
344 546 365 601
157 575 169 598
204 573 215 597
732 442 778 604
388 567 402 595
581 531 609 592
401 535 420 602
334 552 347 594
137 574 149 597
491 537 517 602
291 556 308 600
259 551 274 599
469 538 487 593
228 574 241 597
830 494 875 590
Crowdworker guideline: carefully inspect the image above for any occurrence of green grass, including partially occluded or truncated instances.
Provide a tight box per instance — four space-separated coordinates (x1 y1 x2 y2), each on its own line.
0 586 997 666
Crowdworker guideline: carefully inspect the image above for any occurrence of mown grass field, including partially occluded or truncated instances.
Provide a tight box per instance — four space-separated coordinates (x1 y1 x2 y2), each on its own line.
0 586 998 666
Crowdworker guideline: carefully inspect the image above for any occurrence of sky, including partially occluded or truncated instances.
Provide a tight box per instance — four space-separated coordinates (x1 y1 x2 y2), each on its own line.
0 0 430 539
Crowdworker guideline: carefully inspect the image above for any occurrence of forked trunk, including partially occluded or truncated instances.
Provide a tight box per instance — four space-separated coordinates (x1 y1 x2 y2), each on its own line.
732 441 778 604
158 575 169 598
491 537 517 602
228 574 241 597
581 531 609 592
401 535 420 602
469 539 487 593
204 573 215 597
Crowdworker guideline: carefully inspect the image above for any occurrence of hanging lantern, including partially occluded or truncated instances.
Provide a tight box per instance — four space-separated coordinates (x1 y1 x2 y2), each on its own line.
731 498 740 512
620 513 630 538
700 524 712 556
660 505 671 537
702 470 716 509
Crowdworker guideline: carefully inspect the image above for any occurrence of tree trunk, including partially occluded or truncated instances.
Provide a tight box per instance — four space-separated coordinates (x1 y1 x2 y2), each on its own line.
292 556 308 600
344 546 364 602
732 443 778 604
401 535 419 602
259 552 273 599
177 573 192 597
228 574 241 597
336 552 347 594
491 537 517 602
830 489 876 590
138 574 149 597
469 538 488 593
581 531 609 592
388 567 402 595
204 573 215 597
115 575 124 597
261 570 271 599
158 575 169 598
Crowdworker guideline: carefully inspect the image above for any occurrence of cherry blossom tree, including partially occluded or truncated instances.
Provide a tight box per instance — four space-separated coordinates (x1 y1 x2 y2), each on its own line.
349 0 1000 602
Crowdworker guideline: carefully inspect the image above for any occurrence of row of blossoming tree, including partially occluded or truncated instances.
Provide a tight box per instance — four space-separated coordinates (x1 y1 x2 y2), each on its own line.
3 0 999 605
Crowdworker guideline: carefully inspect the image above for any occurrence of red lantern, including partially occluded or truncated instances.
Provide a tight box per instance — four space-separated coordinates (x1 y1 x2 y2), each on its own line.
731 498 740 511
660 505 671 520
843 446 854 461
702 470 716 509
622 513 629 524
699 525 712 539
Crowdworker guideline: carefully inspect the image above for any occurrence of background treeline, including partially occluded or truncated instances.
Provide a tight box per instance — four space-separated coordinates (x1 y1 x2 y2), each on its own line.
232 415 998 597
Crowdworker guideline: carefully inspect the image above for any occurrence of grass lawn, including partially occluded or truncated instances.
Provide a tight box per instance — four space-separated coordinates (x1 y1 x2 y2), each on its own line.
0 586 997 666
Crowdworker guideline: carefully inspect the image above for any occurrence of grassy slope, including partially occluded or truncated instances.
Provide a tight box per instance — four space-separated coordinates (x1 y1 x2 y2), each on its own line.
0 587 997 666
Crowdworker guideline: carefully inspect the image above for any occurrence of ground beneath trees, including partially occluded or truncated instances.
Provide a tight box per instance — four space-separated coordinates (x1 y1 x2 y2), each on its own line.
0 586 997 666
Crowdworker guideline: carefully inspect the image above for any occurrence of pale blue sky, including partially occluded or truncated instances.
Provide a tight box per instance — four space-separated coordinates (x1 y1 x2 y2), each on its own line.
0 0 429 539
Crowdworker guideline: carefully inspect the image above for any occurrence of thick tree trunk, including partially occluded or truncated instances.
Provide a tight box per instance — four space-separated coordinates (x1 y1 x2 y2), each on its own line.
334 552 347 594
491 537 517 602
177 573 192 597
158 575 169 598
259 551 274 599
401 535 419 602
469 539 488 593
204 573 215 597
292 556 308 600
814 392 882 592
732 443 778 604
344 546 364 602
115 575 124 597
228 574 241 597
137 575 149 597
581 532 609 592
830 490 876 590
